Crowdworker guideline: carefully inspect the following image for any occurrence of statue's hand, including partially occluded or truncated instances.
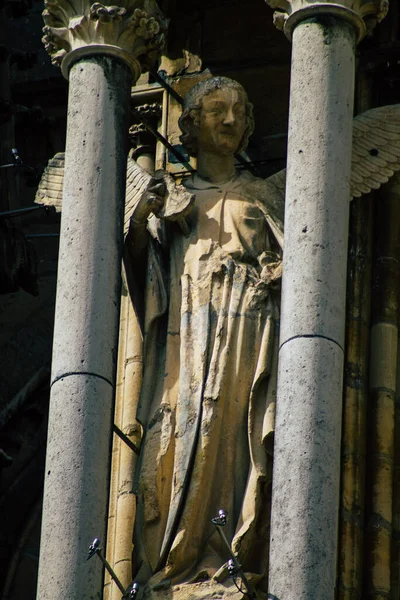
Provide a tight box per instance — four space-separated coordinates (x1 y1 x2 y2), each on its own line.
260 262 282 284
130 179 166 224
258 251 282 284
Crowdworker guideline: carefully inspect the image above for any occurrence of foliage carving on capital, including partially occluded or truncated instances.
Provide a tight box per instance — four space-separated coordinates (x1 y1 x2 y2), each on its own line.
265 0 389 41
42 0 167 74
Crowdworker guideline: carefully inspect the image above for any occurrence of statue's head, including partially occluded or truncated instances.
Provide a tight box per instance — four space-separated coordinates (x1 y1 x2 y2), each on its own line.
178 77 254 157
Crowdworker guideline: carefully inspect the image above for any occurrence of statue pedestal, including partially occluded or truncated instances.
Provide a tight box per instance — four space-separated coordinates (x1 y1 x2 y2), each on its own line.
139 578 266 600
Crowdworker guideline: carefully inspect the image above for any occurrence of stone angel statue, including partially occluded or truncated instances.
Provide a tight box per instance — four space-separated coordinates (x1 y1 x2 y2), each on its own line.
36 78 400 599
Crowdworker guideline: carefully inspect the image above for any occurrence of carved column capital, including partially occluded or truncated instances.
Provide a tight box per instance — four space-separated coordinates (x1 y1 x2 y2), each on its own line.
265 0 388 41
42 0 167 80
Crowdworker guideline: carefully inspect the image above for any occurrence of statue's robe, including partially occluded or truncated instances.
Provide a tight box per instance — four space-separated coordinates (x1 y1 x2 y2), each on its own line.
125 170 284 588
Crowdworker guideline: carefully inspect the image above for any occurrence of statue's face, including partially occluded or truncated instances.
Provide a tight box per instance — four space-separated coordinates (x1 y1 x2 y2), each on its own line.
197 88 247 156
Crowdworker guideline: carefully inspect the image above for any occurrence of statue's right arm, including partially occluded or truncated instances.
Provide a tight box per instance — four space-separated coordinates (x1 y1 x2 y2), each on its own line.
126 183 165 256
124 179 167 328
124 154 165 254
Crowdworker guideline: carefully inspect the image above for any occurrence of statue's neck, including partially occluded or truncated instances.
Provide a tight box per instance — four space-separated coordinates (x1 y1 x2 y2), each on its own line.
196 151 236 184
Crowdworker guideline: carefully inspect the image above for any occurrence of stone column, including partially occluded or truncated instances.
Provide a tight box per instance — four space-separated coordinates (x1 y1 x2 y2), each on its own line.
36 3 165 599
264 2 388 599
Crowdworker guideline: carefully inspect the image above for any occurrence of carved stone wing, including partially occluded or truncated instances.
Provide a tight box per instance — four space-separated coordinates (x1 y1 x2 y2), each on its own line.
263 104 400 202
37 106 400 221
36 153 195 236
263 167 286 215
351 104 400 197
35 152 65 212
124 156 154 233
36 153 157 233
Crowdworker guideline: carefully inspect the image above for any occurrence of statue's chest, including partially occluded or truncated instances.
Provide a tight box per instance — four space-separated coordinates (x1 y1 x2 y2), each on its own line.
189 189 264 246
172 189 267 281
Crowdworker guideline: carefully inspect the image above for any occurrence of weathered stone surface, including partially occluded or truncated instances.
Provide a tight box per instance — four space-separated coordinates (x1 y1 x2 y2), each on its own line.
269 337 344 599
37 54 132 600
38 375 113 599
125 77 283 598
50 57 129 384
279 19 355 349
268 17 355 600
139 577 260 600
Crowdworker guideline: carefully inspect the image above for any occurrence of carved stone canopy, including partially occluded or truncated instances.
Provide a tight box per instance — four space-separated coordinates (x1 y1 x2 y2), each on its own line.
265 0 389 42
42 0 167 80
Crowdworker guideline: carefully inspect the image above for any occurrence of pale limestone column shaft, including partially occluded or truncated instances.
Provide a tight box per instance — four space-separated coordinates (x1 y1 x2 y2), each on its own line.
36 2 165 599
265 3 386 598
37 57 131 600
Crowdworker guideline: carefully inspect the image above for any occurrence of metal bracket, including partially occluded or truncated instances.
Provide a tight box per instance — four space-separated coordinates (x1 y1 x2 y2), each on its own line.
212 510 257 599
87 538 139 599
131 105 194 173
0 148 36 174
113 424 140 455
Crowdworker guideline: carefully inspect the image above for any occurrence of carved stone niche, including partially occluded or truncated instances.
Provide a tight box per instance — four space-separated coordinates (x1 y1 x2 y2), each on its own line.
130 101 161 147
42 0 167 80
265 0 389 42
